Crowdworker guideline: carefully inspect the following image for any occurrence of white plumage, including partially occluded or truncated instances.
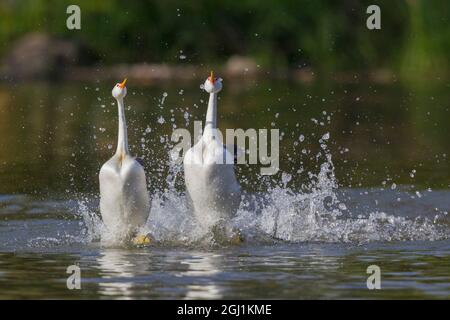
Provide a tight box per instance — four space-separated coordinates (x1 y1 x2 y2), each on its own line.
99 79 150 242
183 72 241 229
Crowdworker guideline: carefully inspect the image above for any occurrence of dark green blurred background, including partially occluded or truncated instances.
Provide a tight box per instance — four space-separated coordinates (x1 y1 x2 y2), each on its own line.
0 0 448 79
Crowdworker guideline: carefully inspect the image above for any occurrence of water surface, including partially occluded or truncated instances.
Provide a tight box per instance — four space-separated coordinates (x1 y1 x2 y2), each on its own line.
0 80 449 299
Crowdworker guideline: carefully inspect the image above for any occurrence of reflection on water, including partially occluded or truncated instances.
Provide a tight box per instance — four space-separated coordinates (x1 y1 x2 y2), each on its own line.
181 253 223 299
93 250 224 299
2 242 449 299
96 249 145 299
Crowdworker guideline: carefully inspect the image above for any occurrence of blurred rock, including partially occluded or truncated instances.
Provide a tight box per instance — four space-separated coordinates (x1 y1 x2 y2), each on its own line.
369 69 394 84
225 55 259 77
292 67 315 83
1 32 95 81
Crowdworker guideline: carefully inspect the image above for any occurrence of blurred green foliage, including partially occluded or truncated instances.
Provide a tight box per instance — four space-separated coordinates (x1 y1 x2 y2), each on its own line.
0 0 449 78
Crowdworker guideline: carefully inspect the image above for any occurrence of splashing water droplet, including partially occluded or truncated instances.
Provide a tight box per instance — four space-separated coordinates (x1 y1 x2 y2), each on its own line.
281 172 292 186
160 92 168 106
157 116 165 124
74 112 448 247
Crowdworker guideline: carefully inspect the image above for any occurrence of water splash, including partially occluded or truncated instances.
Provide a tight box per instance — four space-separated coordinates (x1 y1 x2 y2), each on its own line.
73 147 449 247
72 98 450 247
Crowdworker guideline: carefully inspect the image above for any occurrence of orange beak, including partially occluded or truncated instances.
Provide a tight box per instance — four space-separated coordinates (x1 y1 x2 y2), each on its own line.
208 71 215 84
118 78 127 88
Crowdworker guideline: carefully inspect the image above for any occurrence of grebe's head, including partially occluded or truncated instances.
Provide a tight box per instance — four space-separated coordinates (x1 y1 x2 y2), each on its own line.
112 78 127 99
203 71 222 93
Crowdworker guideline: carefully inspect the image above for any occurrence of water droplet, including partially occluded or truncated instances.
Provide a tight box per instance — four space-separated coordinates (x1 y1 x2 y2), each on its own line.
157 116 165 124
281 172 292 185
160 92 168 106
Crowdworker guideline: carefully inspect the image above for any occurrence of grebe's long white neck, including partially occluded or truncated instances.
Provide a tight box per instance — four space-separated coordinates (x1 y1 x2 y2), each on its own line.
115 96 129 156
203 71 222 141
204 92 217 140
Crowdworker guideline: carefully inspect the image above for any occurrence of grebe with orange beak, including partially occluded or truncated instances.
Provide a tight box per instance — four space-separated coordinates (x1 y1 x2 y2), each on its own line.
183 72 242 240
99 79 151 244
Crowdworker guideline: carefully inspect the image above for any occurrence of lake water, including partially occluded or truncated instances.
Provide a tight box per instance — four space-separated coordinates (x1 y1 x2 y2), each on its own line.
0 79 449 299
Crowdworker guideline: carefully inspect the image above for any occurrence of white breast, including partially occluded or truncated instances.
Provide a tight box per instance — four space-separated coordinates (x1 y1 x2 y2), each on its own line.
184 138 241 228
99 155 150 240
